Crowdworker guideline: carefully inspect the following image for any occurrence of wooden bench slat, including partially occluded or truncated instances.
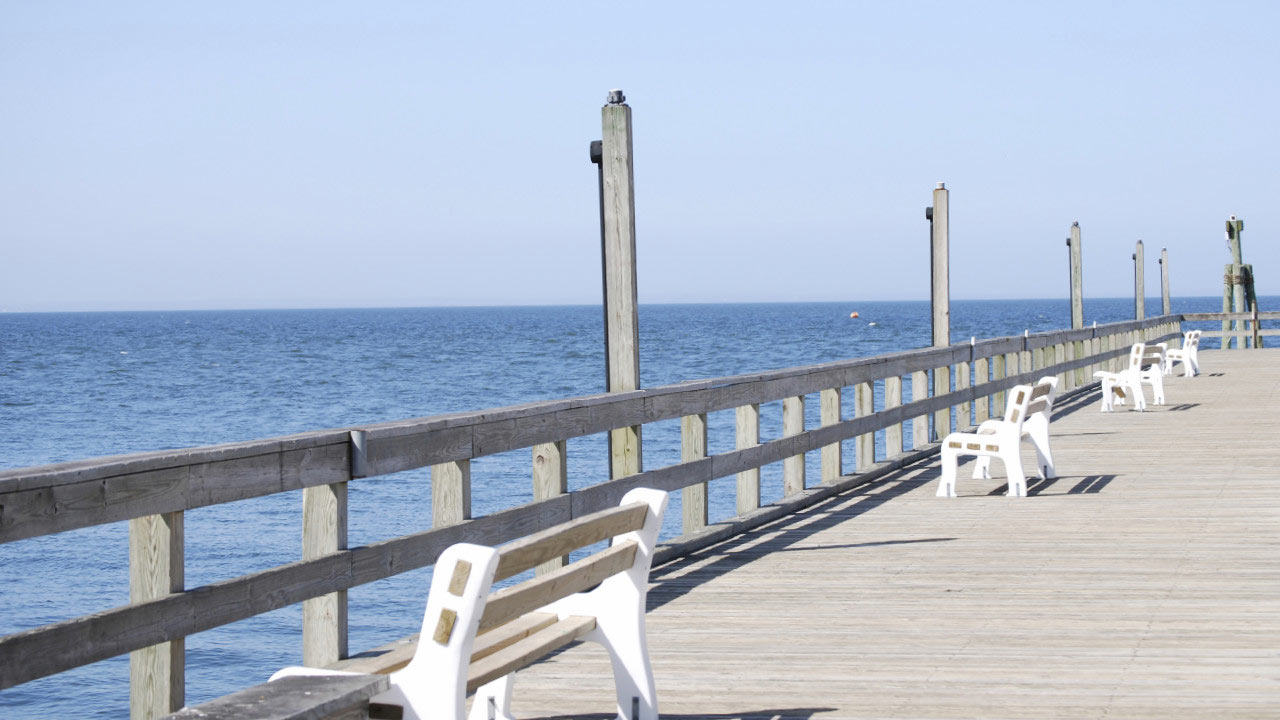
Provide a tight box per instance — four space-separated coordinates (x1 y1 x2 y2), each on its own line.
466 615 597 694
494 502 647 582
479 541 637 633
473 612 558 662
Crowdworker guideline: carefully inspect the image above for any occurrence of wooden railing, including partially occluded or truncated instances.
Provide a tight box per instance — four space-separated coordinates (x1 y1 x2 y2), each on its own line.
0 314 1186 718
1181 310 1279 349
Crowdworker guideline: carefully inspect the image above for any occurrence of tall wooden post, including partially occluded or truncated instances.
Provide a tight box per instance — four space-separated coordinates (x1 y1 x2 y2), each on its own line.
1068 222 1083 329
681 413 709 533
928 183 950 440
130 512 184 719
1159 247 1171 316
601 89 642 477
1133 240 1145 320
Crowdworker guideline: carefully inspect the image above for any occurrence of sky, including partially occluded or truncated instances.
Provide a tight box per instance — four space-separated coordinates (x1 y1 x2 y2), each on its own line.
2 1 1277 311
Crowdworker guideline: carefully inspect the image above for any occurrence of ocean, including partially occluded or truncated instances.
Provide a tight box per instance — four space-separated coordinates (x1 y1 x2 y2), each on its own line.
0 297 1264 717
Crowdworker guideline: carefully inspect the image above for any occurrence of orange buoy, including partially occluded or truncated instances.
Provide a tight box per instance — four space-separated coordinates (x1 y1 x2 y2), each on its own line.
849 311 859 319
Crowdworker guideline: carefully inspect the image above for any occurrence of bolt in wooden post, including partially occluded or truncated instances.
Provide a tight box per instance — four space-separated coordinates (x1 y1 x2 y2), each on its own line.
532 441 569 573
130 511 184 719
1134 240 1145 320
820 388 843 482
928 183 950 441
303 478 348 667
783 396 805 496
854 382 874 472
736 404 761 515
911 370 930 448
432 460 471 527
601 89 642 477
884 375 903 456
682 413 709 533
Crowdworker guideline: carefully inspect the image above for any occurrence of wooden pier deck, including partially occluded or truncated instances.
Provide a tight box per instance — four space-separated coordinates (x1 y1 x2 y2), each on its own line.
510 349 1280 719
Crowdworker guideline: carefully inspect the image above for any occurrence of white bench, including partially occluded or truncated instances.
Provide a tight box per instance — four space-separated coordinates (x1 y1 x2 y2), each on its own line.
1164 329 1201 377
973 375 1059 484
937 382 1042 498
1094 342 1165 411
271 487 669 720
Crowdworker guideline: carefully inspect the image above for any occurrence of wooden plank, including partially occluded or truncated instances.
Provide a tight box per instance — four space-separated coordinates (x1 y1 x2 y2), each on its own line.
908 371 928 450
531 441 569 575
992 354 1006 422
466 615 596 693
854 382 874 472
494 503 647 581
130 511 184 719
681 413 709 533
735 404 760 515
954 360 970 430
472 612 559 663
883 376 903 458
478 542 636 633
820 388 843 483
782 396 805 496
973 356 989 424
302 482 348 668
432 460 471 528
932 366 950 441
165 673 388 720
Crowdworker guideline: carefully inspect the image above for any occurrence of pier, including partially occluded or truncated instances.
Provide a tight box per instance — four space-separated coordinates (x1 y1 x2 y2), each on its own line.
2 312 1278 718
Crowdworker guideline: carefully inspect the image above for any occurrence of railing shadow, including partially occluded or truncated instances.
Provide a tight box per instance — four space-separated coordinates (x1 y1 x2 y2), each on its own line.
647 470 939 610
528 708 838 720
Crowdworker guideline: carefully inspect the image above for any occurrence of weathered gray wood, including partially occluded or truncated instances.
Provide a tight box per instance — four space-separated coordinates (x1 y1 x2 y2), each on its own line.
479 541 636 632
992 354 1007 420
932 366 950 441
1159 247 1171 316
783 396 805 495
911 370 929 449
432 460 470 528
1134 239 1145 320
302 482 347 668
467 616 597 694
164 673 388 720
883 376 903 457
930 182 950 348
494 503 647 581
1069 221 1084 329
954 360 971 429
1063 342 1076 391
130 512 184 720
854 383 874 472
820 388 843 483
972 357 989 424
531 441 569 574
681 413 709 533
602 91 642 480
735 404 760 515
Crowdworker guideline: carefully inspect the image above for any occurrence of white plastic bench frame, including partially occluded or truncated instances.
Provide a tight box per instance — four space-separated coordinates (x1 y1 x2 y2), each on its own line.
1094 342 1164 412
1164 329 1201 377
974 375 1058 484
937 383 1037 498
271 487 668 720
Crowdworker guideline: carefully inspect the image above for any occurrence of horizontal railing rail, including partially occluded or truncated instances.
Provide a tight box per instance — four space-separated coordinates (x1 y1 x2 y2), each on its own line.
0 314 1185 705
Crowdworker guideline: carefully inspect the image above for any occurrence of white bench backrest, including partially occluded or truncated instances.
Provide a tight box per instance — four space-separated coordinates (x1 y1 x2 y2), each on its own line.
1126 342 1147 372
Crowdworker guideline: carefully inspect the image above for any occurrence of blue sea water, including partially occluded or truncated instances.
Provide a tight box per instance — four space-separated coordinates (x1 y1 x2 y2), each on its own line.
0 297 1265 718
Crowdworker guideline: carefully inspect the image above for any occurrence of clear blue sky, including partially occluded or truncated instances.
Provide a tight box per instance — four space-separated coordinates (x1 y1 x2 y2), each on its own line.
2 1 1277 311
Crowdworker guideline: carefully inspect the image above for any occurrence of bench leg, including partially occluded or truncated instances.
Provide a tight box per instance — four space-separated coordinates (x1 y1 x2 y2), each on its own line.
1027 427 1055 480
1001 448 1027 497
972 456 992 480
468 675 515 720
592 612 658 720
937 446 959 497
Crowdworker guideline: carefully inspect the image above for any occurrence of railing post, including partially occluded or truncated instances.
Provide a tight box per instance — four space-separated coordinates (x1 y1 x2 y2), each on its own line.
532 440 569 573
736 404 761 514
911 370 930 448
1019 332 1032 388
601 89 642 477
782 396 805 496
302 476 348 667
992 353 1006 417
681 413 709 533
1160 247 1172 316
1134 240 1145 320
854 383 874 472
956 343 971 430
130 512 184 719
1063 341 1076 391
972 357 989 424
820 388 843 482
432 460 471 527
928 182 950 440
884 375 903 456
